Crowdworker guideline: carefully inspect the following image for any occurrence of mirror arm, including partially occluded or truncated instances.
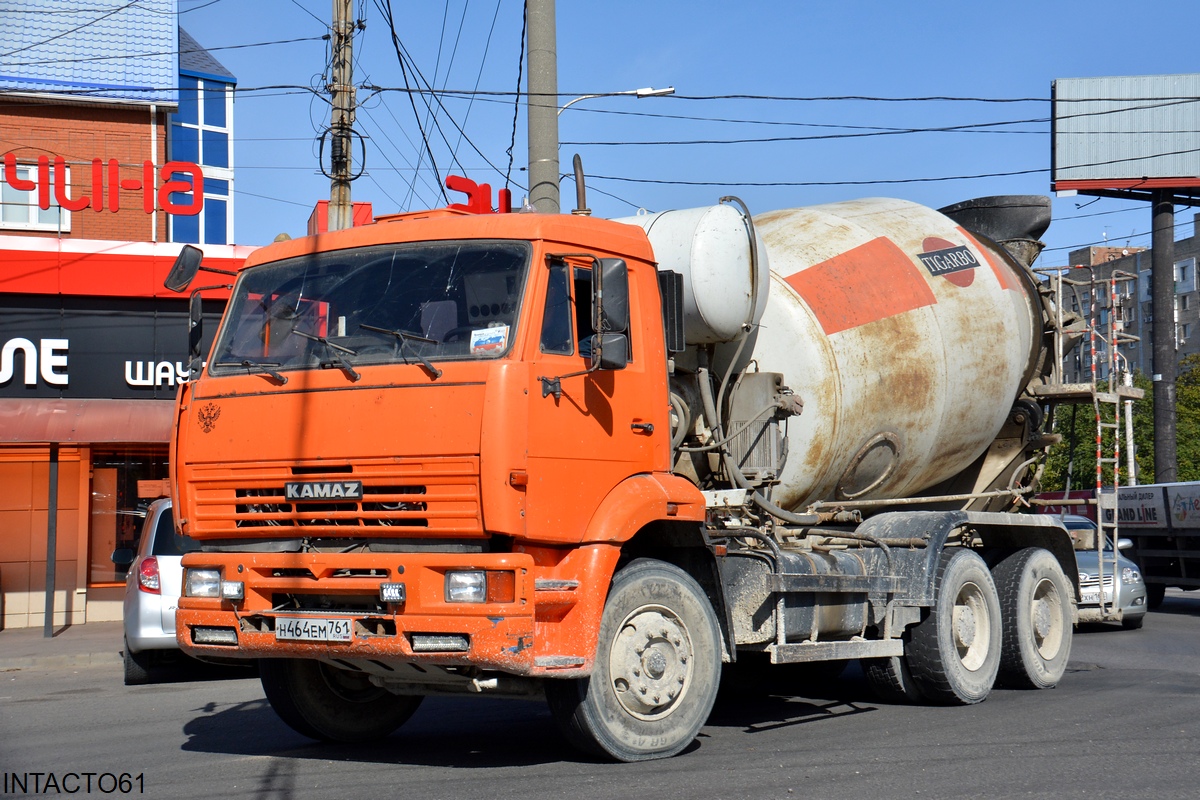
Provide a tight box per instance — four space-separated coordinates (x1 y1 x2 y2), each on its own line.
538 362 601 400
199 265 238 277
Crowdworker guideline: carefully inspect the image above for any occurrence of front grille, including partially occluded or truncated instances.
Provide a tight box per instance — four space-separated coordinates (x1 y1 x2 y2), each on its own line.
235 485 429 528
1078 573 1116 590
186 458 482 538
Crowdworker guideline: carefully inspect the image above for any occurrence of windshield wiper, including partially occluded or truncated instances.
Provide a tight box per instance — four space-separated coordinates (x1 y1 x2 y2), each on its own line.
293 331 361 382
359 323 443 379
215 360 288 384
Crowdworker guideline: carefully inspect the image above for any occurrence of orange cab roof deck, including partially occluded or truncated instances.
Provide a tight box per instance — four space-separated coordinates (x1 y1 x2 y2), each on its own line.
244 211 655 269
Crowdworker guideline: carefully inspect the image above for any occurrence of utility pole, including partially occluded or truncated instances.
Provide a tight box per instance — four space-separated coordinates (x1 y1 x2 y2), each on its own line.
526 0 559 213
1151 189 1178 483
328 0 357 231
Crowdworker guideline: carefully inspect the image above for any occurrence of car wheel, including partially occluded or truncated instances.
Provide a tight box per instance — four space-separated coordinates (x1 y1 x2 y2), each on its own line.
992 547 1073 689
545 558 722 762
1121 614 1145 630
906 548 1002 705
123 637 154 686
1146 584 1166 609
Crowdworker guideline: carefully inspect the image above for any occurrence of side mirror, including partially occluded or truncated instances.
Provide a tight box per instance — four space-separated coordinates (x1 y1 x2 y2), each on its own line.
165 245 204 293
1117 537 1133 551
111 548 135 568
589 333 629 371
592 258 629 334
188 292 205 372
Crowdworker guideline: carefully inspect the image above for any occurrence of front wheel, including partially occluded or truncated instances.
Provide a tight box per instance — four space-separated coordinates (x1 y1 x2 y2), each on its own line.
992 548 1073 689
906 548 1002 705
259 658 423 742
545 559 722 762
1146 584 1166 609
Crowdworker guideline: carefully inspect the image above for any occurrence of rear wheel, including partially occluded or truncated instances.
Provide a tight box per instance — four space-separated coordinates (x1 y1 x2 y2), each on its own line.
1146 584 1166 609
907 548 1002 705
992 548 1072 689
123 637 153 686
545 559 721 762
259 658 423 742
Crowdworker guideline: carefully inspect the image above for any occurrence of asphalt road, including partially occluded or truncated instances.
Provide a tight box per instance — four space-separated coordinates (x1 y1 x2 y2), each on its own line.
2 594 1198 800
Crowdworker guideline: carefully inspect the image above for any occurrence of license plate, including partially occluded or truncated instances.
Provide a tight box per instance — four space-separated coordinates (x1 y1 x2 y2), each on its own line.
275 617 353 642
1080 590 1113 605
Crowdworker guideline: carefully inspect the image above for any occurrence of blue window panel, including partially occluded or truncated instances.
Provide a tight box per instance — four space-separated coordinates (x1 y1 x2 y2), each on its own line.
171 124 198 163
204 199 227 244
203 178 229 196
173 212 199 244
177 77 198 125
202 130 228 169
203 82 227 128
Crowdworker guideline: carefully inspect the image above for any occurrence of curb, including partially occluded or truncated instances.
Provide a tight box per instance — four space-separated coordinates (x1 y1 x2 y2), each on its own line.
0 651 123 671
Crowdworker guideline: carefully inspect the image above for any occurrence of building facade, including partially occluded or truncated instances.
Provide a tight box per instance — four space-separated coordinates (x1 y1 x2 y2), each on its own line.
0 1 249 629
1059 218 1200 383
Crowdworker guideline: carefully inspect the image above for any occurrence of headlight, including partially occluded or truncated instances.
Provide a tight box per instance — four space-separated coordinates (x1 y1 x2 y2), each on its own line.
1122 567 1142 584
445 570 486 603
185 568 222 598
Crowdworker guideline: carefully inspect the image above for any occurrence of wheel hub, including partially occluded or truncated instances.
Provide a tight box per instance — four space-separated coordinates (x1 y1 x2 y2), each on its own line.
609 605 693 720
952 581 991 671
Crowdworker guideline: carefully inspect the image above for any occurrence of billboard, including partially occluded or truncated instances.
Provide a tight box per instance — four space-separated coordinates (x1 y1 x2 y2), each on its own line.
1052 73 1200 191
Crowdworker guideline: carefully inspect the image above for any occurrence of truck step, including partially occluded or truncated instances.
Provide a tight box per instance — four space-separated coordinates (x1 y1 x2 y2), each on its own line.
769 638 904 663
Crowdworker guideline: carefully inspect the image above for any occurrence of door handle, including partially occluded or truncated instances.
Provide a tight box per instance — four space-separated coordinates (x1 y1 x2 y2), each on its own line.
631 422 654 434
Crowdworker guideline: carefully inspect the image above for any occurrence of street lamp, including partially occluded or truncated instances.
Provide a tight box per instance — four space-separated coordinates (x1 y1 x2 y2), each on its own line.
548 86 674 215
557 86 675 116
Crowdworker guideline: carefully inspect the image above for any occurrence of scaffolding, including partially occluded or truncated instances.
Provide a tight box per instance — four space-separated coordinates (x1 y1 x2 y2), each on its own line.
1032 266 1143 621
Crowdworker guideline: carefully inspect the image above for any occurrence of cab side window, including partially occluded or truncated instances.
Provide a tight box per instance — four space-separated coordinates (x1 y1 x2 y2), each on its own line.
540 262 574 354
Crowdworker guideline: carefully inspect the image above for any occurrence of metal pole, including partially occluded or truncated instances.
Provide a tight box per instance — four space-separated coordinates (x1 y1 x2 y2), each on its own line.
1151 189 1178 482
526 0 559 213
328 0 356 231
43 443 59 638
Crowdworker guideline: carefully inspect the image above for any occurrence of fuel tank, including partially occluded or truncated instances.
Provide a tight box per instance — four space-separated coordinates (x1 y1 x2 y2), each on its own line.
628 197 1044 511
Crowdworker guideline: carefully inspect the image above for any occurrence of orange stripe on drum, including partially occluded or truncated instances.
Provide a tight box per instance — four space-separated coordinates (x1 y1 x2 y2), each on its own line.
783 236 936 336
962 228 1019 291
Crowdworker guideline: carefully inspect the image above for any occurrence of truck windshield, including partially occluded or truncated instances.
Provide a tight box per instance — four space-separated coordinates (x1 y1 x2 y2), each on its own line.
209 240 530 375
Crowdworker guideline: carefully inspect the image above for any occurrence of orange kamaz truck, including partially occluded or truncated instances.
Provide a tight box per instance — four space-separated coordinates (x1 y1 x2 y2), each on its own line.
169 187 1081 761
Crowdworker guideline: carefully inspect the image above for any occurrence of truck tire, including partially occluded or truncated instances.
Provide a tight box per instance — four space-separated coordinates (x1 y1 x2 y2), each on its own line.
259 658 423 743
123 637 153 686
863 654 923 704
991 547 1072 689
1146 584 1166 609
906 548 1001 705
545 559 721 762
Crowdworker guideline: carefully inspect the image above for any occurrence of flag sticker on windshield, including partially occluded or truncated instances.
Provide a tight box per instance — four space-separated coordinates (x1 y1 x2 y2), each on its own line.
470 324 509 355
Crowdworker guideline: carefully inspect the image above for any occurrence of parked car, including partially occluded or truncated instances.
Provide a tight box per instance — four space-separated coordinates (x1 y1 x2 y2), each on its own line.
111 498 199 684
1060 514 1148 630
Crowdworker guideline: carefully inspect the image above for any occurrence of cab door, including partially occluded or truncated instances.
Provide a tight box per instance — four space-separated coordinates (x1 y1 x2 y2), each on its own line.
524 256 661 542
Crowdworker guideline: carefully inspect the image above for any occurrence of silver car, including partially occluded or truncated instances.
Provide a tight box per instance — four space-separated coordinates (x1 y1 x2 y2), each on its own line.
1061 514 1148 630
110 498 199 684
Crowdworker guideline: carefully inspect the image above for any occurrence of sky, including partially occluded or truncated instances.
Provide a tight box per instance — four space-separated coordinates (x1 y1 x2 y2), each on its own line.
176 0 1200 268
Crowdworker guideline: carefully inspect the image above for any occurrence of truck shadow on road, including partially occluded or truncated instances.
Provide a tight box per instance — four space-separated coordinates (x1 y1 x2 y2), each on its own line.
177 664 892 766
180 695 591 767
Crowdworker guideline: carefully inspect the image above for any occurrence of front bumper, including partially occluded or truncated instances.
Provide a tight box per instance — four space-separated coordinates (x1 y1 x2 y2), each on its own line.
176 550 543 675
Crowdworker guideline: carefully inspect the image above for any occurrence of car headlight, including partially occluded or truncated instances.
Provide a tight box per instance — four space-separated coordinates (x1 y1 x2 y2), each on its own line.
185 568 222 598
1122 567 1142 584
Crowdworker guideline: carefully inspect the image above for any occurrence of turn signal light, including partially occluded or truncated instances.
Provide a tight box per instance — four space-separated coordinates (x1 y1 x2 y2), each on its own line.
486 570 515 603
